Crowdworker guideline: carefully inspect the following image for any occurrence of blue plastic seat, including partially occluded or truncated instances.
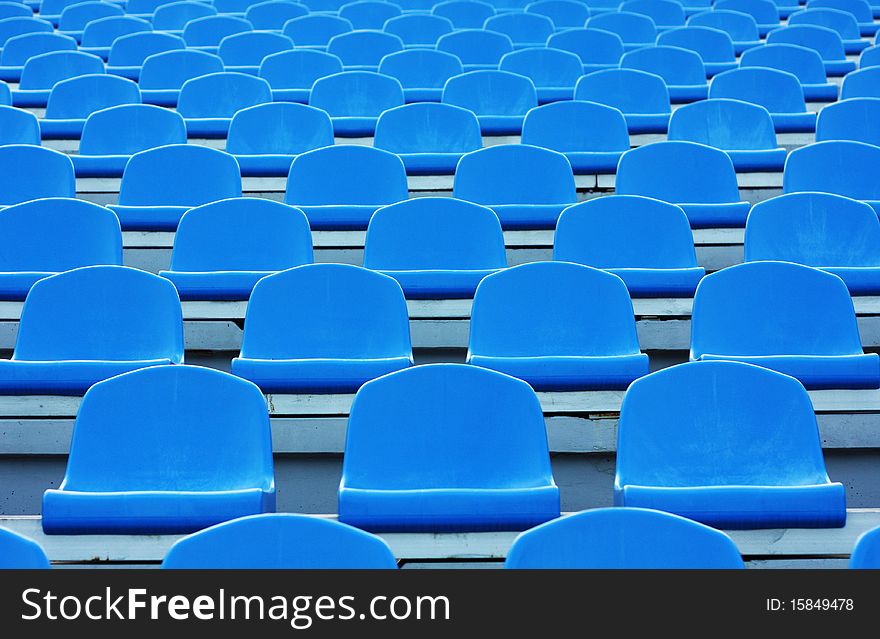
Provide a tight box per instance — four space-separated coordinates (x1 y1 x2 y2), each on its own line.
378 49 462 102
668 99 786 172
42 365 274 534
784 140 880 214
106 32 185 81
309 70 404 136
432 0 495 29
217 31 292 75
506 507 744 569
586 11 657 51
374 102 481 174
301 0 346 9
0 32 77 82
339 363 559 532
554 196 705 297
14 50 105 108
383 14 453 48
442 69 537 135
339 1 401 30
467 261 648 390
809 0 878 35
436 28 513 71
0 266 184 395
526 0 591 29
840 65 880 98
574 68 671 134
227 102 334 177
0 18 52 50
258 49 342 103
0 198 122 301
138 49 223 107
546 28 624 74
520 100 629 175
0 145 75 205
709 67 817 133
183 14 252 52
285 145 408 229
162 514 397 569
691 261 879 388
40 74 140 139
111 144 242 230
745 192 880 295
767 24 855 76
160 198 313 300
232 263 413 392
850 525 880 567
621 45 708 103
363 198 506 298
177 72 272 138
282 15 353 48
0 527 50 568
244 1 307 30
454 144 576 229
327 29 403 70
0 3 32 20
151 1 216 32
483 12 554 49
36 0 87 24
616 141 751 227
859 44 880 67
657 26 738 77
499 48 582 103
57 2 124 41
689 9 762 54
741 43 839 102
0 104 39 145
616 360 848 527
714 0 781 37
213 0 265 12
78 15 151 63
620 0 686 28
789 7 868 53
817 97 880 145
126 0 186 14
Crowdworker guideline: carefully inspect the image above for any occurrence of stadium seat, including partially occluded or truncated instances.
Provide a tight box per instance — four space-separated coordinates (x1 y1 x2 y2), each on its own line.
442 69 537 135
546 28 624 74
383 14 454 48
520 100 629 175
160 198 313 300
616 141 751 227
789 7 869 53
499 48 583 103
259 49 343 103
709 67 817 132
816 97 880 145
526 0 590 29
111 144 242 230
40 74 140 139
301 0 347 9
468 261 648 389
232 263 413 392
373 102 481 174
74 104 187 177
57 2 124 41
436 29 513 71
554 196 705 297
714 0 781 37
213 0 266 12
14 50 105 108
327 29 403 70
245 1 308 30
0 105 39 145
151 1 217 33
339 1 401 30
282 15 353 48
808 0 878 36
285 145 408 229
309 70 404 136
0 18 52 50
484 12 554 49
0 198 122 301
657 26 738 76
744 192 880 295
183 14 252 52
840 65 880 98
574 68 671 134
668 99 786 172
0 527 50 569
226 102 335 176
162 514 398 569
621 45 709 102
767 25 856 76
78 15 151 62
784 140 880 214
177 72 272 137
0 3 32 20
41 365 274 534
850 526 880 567
615 360 848 527
339 363 560 532
432 0 495 29
859 44 880 67
0 145 75 205
620 0 686 29
126 0 186 13
505 508 744 569
586 11 657 51
378 49 462 102
0 32 77 82
105 32 185 81
363 198 506 298
217 31 292 75
689 9 763 54
453 144 577 228
0 266 184 395
134 49 224 107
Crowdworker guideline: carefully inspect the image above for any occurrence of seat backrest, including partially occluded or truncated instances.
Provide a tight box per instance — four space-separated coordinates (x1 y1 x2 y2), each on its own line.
0 32 77 67
161 514 397 569
327 29 404 67
0 198 122 273
118 144 242 206
454 144 576 205
499 48 583 89
245 1 308 30
789 7 861 39
342 363 553 490
138 48 223 90
526 0 591 29
483 12 554 44
808 0 873 21
442 69 537 116
740 42 830 84
213 0 263 10
766 24 847 61
841 66 880 98
621 45 707 85
151 1 217 31
554 195 698 269
107 31 185 67
301 0 346 9
657 25 737 62
0 145 75 205
182 15 252 47
80 104 186 155
505 507 744 569
378 49 462 89
171 198 312 272
177 72 272 118
521 100 630 153
0 105 40 145
0 17 52 48
436 28 513 65
339 0 401 30
217 31 292 67
784 139 880 200
309 70 404 117
282 15 353 47
127 0 183 13
0 527 50 569
57 2 124 32
364 197 506 271
468 261 640 357
574 68 671 114
226 102 334 155
383 14 454 45
240 263 412 360
45 74 140 119
714 0 781 24
0 3 33 20
586 11 657 44
258 49 343 90
858 45 880 69
546 28 624 66
15 265 184 362
19 50 105 90
691 260 864 357
816 97 880 145
745 192 880 266
709 66 808 113
285 145 408 205
621 0 685 26
668 98 778 151
432 0 495 29
850 526 880 568
81 15 151 48
689 8 761 40
374 102 482 154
